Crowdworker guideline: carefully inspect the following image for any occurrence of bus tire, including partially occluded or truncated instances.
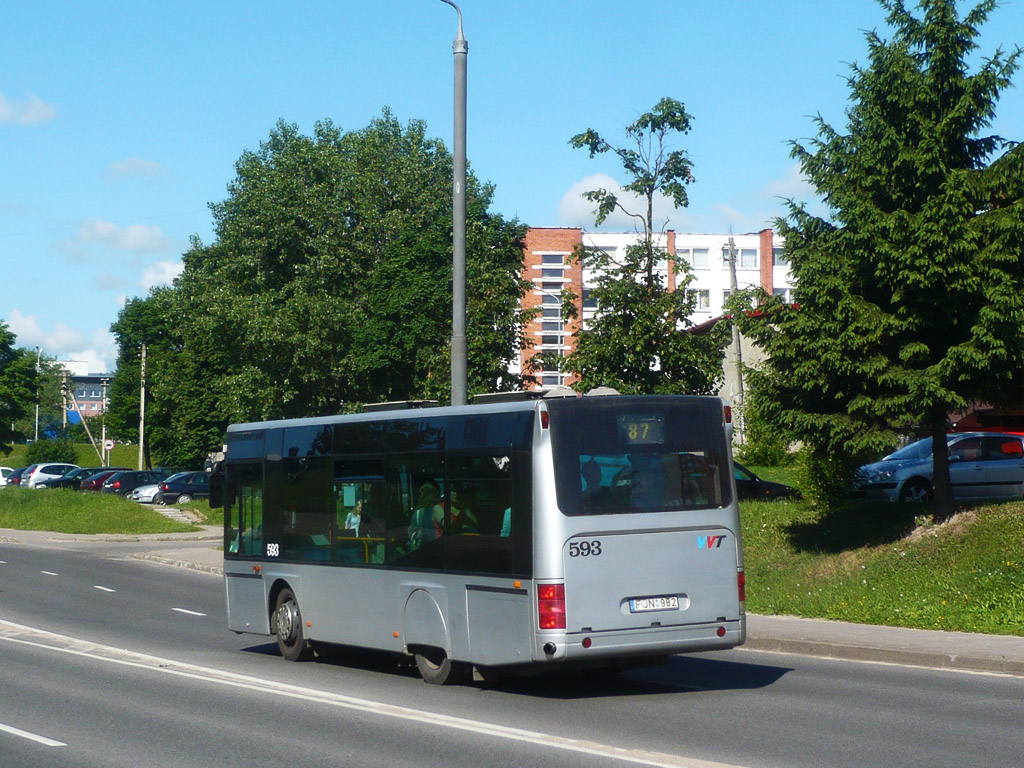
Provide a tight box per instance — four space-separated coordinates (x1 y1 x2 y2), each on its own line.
414 647 469 685
274 588 313 662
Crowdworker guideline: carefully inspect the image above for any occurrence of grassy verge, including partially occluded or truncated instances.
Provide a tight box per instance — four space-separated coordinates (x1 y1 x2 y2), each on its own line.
0 488 202 535
741 494 1024 636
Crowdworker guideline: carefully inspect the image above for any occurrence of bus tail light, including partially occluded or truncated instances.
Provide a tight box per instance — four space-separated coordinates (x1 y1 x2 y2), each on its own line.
540 410 550 430
538 584 565 629
724 405 732 424
737 570 746 603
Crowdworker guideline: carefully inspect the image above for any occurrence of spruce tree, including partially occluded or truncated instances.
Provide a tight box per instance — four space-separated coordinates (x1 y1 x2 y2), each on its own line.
739 0 1024 518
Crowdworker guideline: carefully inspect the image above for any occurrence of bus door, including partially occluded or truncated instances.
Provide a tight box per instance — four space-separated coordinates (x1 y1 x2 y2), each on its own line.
225 463 269 634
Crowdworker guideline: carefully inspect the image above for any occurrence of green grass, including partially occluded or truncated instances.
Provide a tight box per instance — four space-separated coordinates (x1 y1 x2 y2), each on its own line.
3 441 143 470
741 496 1024 636
0 487 203 535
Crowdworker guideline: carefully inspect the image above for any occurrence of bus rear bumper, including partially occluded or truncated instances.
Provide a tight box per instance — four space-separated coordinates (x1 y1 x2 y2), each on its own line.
538 620 746 663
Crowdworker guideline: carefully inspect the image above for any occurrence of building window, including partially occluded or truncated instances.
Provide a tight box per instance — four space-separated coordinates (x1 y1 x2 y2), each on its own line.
774 288 792 302
690 248 709 269
542 293 560 306
690 289 711 310
723 289 731 306
582 288 597 310
542 321 563 331
542 307 560 319
541 281 562 291
541 268 563 278
541 254 564 265
541 335 563 346
773 247 788 266
740 249 758 269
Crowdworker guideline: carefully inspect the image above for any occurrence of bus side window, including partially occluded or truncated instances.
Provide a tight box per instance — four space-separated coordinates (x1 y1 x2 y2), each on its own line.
445 455 515 574
386 455 445 570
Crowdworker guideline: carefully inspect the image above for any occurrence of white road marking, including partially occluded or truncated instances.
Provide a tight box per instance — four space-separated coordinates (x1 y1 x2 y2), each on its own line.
94 586 116 593
40 571 58 576
0 721 67 747
0 619 748 768
172 608 206 617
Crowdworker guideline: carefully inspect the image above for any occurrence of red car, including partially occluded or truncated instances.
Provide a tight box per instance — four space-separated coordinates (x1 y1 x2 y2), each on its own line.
79 470 121 491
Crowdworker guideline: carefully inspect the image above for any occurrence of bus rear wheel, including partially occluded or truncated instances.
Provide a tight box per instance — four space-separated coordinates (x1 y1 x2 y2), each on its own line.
413 647 469 685
274 588 313 662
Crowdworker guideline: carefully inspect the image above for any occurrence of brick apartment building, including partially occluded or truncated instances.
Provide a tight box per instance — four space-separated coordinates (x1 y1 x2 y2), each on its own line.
518 227 793 400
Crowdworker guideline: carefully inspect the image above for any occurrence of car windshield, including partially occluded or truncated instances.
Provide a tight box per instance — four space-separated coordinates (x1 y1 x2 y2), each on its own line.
885 438 933 461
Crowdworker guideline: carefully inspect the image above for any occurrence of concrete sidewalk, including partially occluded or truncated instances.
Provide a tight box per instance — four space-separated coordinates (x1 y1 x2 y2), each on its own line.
4 527 1022 677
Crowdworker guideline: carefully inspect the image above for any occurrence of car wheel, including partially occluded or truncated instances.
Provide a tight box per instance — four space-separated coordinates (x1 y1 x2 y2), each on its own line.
274 588 313 662
899 478 932 503
177 493 192 504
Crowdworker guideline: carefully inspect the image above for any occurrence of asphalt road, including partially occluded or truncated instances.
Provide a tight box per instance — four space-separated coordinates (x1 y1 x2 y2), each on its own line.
1 538 1022 768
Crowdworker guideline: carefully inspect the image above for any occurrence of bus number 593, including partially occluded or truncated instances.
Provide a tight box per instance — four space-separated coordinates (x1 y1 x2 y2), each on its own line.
569 540 602 557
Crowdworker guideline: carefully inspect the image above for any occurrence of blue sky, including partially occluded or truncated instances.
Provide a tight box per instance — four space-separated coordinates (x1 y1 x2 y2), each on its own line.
3 0 1023 372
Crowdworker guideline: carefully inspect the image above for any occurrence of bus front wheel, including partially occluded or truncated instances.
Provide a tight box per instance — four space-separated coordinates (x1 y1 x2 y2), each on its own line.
274 588 313 662
413 647 469 685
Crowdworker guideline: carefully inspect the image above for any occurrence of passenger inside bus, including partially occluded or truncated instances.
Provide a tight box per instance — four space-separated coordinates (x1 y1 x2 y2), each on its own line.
409 482 444 546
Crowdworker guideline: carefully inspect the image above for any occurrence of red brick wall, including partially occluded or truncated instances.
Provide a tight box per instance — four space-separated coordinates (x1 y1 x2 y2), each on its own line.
759 228 774 294
520 228 582 386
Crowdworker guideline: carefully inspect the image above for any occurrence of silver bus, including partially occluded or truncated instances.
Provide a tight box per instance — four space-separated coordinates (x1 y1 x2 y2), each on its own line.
217 394 745 684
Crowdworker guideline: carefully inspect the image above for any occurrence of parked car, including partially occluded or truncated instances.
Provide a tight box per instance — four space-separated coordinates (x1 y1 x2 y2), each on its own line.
853 431 1024 502
734 462 800 501
0 466 12 486
37 466 129 490
153 471 210 505
4 467 28 487
101 470 169 498
25 462 79 488
130 483 162 503
80 470 122 491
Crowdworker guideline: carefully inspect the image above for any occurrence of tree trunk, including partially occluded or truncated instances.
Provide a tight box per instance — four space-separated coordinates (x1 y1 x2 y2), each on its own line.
930 416 954 522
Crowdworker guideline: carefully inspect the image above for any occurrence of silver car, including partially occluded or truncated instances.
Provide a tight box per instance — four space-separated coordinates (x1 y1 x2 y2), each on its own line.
853 432 1024 502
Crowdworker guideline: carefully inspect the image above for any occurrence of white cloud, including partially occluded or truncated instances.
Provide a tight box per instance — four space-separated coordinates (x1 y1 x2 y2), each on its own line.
106 157 171 181
75 218 172 253
764 163 817 202
557 174 697 232
6 310 118 372
95 273 131 291
140 259 184 291
0 90 56 125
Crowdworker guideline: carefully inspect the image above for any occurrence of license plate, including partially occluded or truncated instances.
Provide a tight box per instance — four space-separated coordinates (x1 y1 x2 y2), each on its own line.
629 595 679 613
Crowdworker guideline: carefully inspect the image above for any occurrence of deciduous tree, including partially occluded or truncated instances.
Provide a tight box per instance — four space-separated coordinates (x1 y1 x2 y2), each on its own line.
554 98 728 394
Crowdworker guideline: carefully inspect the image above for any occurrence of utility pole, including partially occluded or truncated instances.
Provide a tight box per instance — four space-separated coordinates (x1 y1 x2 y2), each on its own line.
138 344 146 470
726 237 745 442
34 345 42 442
101 377 109 467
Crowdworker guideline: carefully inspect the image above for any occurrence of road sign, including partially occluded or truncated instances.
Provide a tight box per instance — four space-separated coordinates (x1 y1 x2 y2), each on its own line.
103 439 115 451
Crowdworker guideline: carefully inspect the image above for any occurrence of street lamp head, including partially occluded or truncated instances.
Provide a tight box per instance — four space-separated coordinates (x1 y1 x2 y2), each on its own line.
438 0 466 45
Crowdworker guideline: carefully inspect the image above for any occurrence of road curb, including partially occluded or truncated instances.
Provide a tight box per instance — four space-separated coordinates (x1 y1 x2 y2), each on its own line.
132 552 223 575
741 635 1024 676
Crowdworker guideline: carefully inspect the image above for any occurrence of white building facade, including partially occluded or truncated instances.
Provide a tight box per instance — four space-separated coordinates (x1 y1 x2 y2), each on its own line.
518 227 793 402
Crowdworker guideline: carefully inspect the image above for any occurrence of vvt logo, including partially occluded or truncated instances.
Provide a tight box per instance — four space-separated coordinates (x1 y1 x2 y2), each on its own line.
698 534 727 549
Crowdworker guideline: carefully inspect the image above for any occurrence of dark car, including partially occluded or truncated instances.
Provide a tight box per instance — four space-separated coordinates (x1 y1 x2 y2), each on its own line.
153 471 210 505
734 462 800 501
37 466 130 490
101 470 169 498
5 467 28 487
80 470 123 491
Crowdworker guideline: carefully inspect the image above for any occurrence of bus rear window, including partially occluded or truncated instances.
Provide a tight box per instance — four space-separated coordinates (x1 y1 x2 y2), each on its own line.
547 397 731 515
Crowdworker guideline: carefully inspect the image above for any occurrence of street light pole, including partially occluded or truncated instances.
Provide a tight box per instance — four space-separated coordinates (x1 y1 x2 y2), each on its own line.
440 0 468 406
34 345 42 442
